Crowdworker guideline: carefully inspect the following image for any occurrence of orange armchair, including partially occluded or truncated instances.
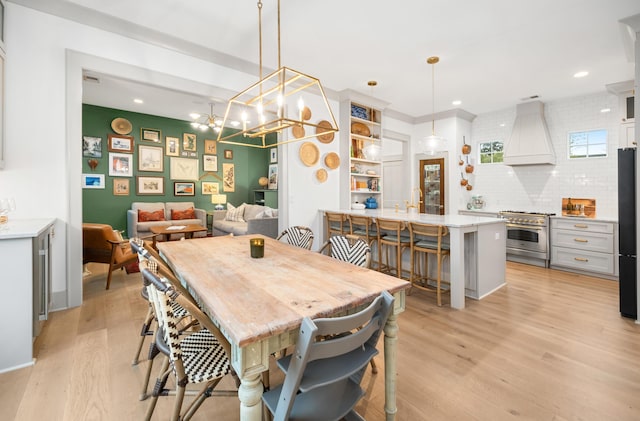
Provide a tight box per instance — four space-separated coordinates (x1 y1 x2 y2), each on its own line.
82 223 138 289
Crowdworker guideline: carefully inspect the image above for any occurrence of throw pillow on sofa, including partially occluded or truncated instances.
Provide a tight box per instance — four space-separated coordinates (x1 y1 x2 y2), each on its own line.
256 206 279 218
171 207 196 220
225 203 246 222
138 209 165 222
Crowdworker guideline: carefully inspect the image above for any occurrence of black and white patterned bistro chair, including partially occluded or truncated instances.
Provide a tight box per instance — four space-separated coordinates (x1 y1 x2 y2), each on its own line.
142 268 237 421
262 291 394 421
319 234 371 268
129 238 192 401
276 226 314 250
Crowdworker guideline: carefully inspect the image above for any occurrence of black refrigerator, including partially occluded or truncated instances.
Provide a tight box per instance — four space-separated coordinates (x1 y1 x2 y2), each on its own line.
618 148 637 319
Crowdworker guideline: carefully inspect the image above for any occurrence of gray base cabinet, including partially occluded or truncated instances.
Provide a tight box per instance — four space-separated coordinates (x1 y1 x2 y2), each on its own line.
550 218 617 279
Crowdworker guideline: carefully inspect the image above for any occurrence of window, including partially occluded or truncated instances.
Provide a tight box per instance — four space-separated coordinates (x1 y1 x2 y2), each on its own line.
568 129 607 159
479 141 504 164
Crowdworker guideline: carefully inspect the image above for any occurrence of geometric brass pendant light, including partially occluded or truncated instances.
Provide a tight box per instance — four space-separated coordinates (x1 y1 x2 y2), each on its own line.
217 0 339 148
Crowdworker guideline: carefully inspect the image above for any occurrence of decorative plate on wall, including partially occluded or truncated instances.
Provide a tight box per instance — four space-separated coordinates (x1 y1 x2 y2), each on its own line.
111 118 132 135
299 142 319 166
301 106 312 121
324 152 340 170
316 168 328 183
292 124 305 139
316 120 335 143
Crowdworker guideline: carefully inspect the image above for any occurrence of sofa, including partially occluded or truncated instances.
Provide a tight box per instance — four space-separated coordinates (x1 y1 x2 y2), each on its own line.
211 203 278 238
127 201 207 239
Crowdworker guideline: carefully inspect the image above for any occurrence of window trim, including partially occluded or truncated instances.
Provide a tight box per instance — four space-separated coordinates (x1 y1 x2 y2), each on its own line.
478 140 504 164
567 128 608 159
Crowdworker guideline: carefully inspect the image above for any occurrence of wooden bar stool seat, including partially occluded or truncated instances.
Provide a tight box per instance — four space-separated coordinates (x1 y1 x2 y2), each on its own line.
408 221 450 306
376 218 413 279
324 211 349 239
349 214 384 270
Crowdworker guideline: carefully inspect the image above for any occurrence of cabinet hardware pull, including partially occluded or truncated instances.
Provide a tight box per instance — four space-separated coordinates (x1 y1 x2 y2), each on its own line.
574 238 588 243
574 257 589 262
574 224 588 228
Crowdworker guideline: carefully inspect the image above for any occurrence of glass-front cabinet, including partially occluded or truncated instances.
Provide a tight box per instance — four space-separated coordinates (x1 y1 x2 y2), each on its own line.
419 158 445 215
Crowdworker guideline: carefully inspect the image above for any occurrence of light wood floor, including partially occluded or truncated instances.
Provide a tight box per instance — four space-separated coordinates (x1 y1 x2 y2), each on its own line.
1 261 639 420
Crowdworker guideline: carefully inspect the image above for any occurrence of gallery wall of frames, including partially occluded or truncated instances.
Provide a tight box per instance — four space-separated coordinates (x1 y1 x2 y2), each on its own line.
81 104 272 233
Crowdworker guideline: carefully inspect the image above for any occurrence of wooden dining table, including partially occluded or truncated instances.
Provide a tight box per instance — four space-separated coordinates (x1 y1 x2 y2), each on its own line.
157 234 410 421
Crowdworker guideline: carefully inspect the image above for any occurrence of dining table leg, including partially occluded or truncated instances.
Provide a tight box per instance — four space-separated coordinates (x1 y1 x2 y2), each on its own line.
384 312 399 420
238 372 263 421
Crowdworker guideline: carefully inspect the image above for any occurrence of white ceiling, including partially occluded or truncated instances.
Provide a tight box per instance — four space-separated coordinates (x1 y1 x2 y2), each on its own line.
17 0 640 122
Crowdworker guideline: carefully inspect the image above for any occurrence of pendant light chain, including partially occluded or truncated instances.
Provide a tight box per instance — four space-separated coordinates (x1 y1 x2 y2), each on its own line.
428 56 440 136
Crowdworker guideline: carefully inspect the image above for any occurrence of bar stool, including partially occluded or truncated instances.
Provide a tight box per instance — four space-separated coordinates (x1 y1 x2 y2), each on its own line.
325 211 348 239
349 214 384 270
376 218 413 279
408 221 450 306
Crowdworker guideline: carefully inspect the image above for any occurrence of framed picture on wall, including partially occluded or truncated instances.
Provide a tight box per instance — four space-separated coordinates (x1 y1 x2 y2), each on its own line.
82 173 104 189
108 152 133 177
113 178 130 196
183 133 197 151
165 136 180 156
174 182 195 196
222 163 235 192
201 182 219 195
268 164 278 190
270 148 277 163
203 154 217 172
224 149 233 159
138 145 164 172
204 139 217 154
108 134 134 153
136 176 165 195
83 136 102 158
169 157 199 180
141 128 162 143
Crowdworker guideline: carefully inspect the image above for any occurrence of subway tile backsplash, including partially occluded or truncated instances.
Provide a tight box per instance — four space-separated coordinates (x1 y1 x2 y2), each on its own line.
469 92 620 219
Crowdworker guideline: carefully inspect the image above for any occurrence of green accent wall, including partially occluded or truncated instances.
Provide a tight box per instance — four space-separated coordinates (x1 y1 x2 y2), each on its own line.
82 104 272 233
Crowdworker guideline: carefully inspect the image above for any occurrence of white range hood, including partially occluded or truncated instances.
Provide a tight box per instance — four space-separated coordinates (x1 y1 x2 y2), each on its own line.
503 101 556 166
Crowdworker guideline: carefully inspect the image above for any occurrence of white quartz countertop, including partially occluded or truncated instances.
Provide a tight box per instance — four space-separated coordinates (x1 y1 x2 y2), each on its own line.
0 218 56 240
326 209 504 228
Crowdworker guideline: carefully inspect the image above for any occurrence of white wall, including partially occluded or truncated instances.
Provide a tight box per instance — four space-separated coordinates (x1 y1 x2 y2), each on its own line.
469 92 620 217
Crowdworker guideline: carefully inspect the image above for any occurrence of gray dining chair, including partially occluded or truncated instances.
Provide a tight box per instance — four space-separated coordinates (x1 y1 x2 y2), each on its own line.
262 290 394 421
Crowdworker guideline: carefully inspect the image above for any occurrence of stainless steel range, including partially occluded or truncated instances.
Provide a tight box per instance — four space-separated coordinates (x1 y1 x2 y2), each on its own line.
498 211 555 268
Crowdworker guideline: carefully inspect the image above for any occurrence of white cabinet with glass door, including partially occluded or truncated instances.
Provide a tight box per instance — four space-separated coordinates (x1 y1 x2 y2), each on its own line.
420 158 445 215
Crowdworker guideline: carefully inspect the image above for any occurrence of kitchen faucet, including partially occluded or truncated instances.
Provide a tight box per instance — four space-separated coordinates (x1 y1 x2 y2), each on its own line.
404 187 422 212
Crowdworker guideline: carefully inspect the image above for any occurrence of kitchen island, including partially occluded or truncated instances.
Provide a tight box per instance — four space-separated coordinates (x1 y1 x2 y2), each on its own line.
321 209 506 309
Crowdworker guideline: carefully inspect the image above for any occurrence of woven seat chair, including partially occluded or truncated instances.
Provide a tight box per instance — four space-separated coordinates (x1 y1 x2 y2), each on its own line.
348 214 384 270
408 221 450 306
276 226 314 250
142 268 237 421
318 234 371 269
324 211 349 239
129 238 194 401
376 218 414 279
262 291 394 421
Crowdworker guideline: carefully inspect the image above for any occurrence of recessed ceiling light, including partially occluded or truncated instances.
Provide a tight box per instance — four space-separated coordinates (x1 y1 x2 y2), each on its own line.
133 98 144 104
499 123 506 127
452 100 462 106
573 71 589 78
600 108 611 113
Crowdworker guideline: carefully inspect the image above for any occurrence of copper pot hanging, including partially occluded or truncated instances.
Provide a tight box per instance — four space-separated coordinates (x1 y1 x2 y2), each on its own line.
462 136 471 155
465 156 474 174
460 172 468 186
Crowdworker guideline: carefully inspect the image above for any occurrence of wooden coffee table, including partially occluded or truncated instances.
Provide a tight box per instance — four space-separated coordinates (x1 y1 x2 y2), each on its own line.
150 224 208 248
